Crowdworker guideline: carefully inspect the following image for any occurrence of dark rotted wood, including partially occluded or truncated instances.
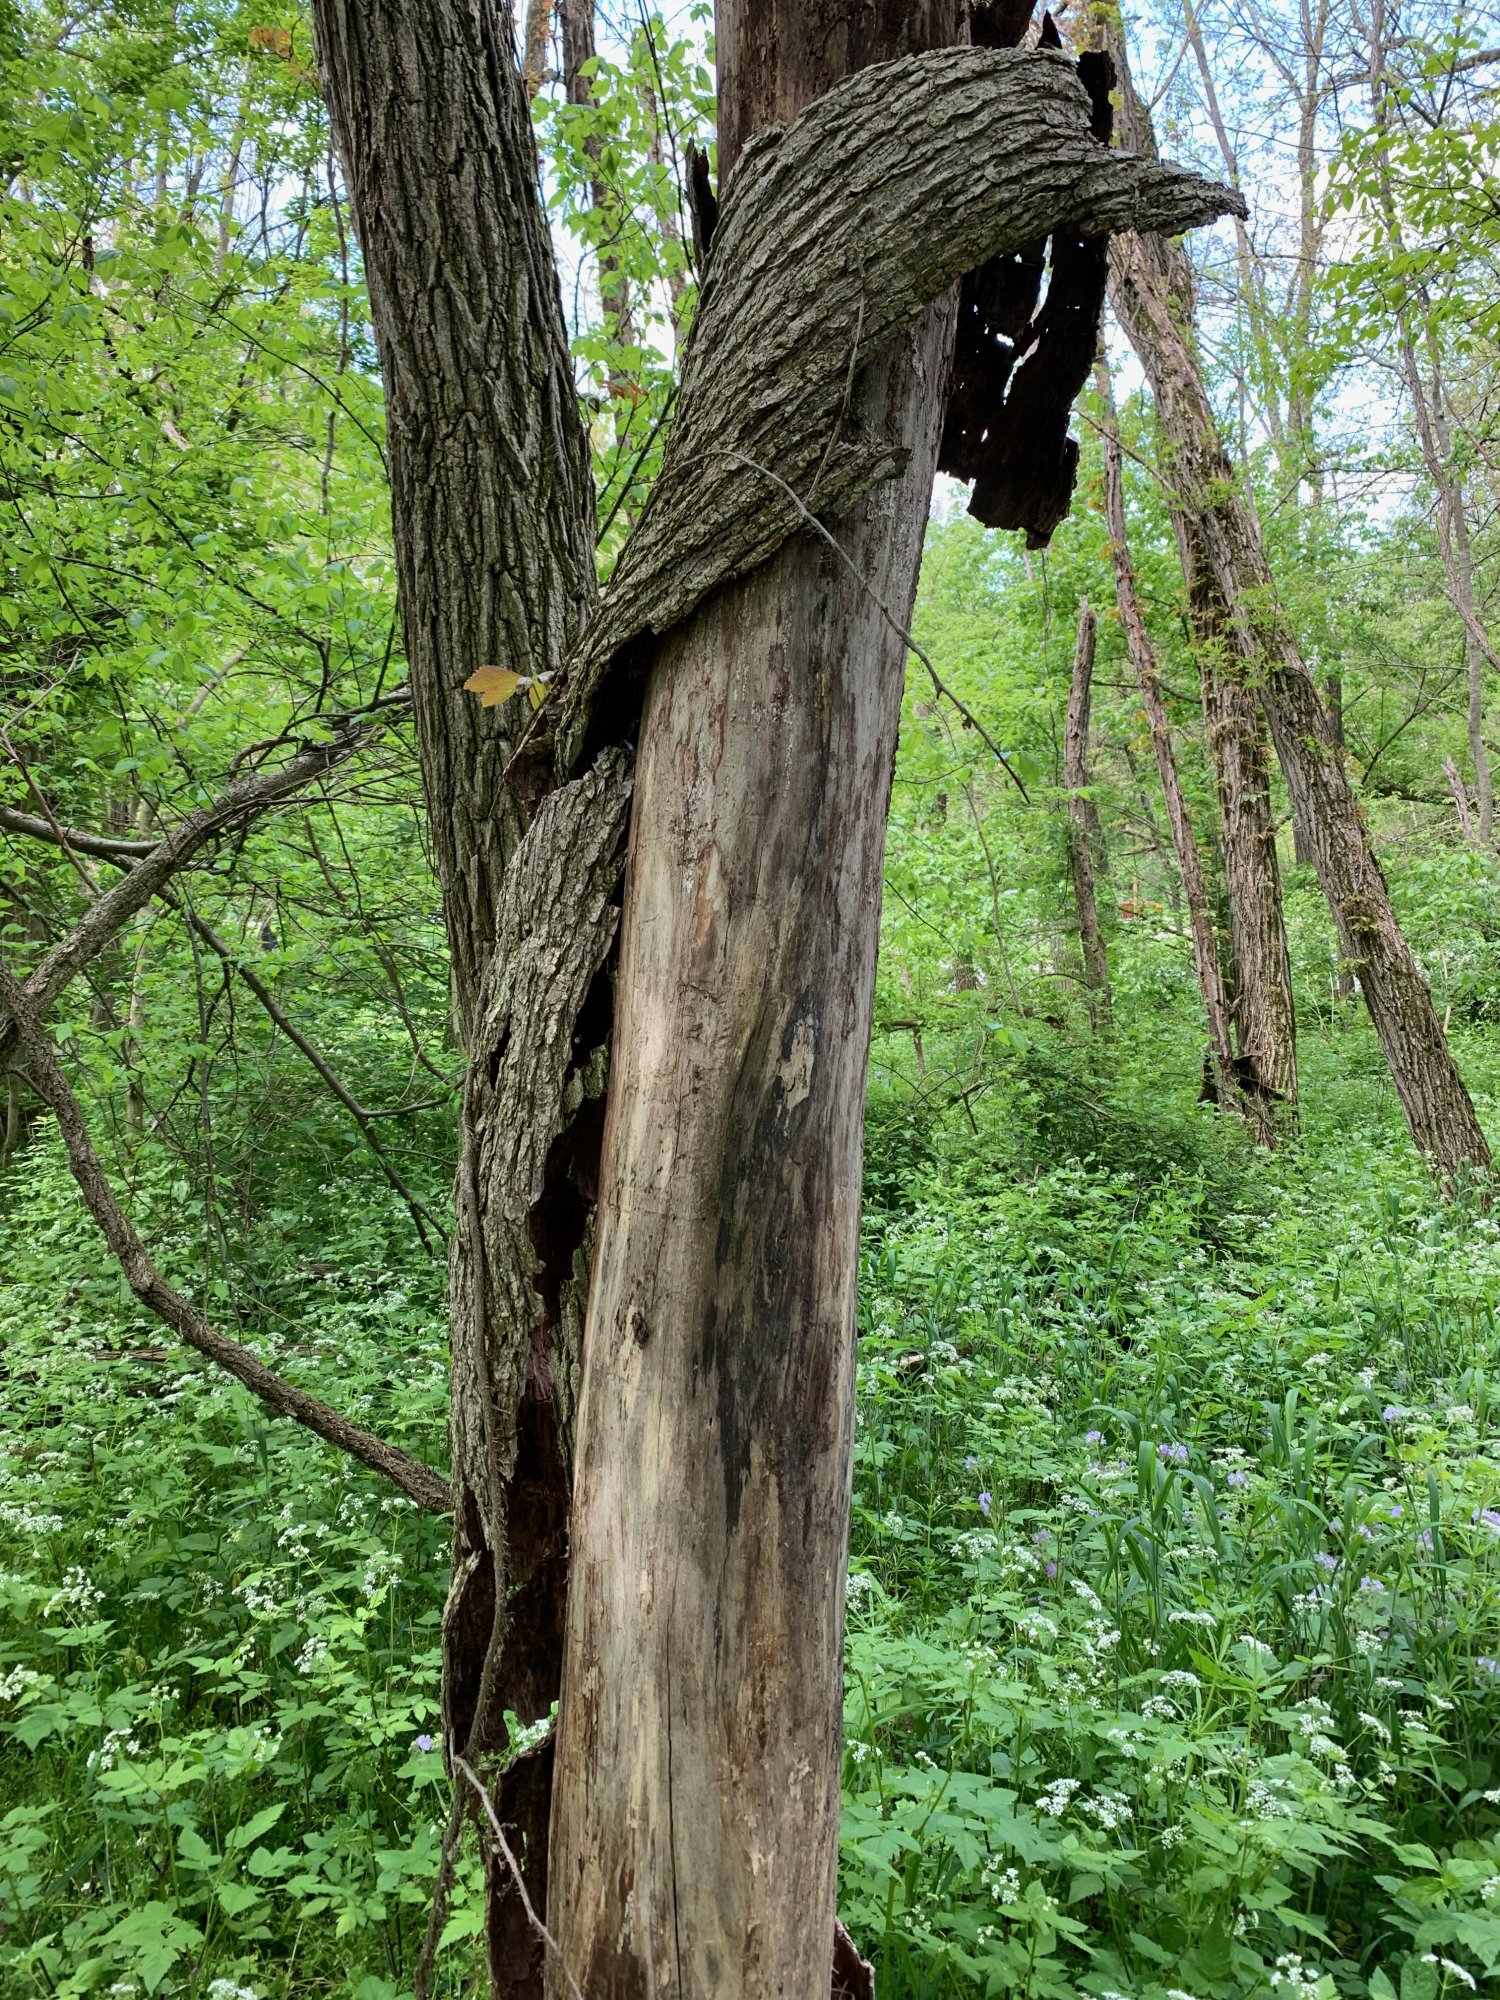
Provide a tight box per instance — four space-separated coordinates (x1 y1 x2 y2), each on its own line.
938 48 1114 547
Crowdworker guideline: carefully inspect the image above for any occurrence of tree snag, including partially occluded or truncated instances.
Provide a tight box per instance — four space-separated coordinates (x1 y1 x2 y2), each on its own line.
1094 356 1237 1104
312 8 1241 1991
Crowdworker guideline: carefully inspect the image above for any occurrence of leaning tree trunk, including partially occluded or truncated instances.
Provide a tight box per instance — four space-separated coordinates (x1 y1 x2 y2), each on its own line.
1102 5 1489 1182
309 5 615 1989
1095 357 1236 1103
1063 600 1112 1028
1099 32 1295 1137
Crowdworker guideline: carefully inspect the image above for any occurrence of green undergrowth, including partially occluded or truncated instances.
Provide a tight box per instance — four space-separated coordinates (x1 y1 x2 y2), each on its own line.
3 1045 1500 1998
843 1052 1500 2000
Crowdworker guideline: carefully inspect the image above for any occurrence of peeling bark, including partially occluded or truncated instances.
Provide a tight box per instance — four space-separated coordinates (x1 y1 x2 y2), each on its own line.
554 45 1243 772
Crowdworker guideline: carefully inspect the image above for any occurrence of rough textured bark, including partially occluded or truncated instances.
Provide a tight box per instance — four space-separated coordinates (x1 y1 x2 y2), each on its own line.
1063 600 1111 1027
1101 18 1297 1134
1095 357 1236 1100
308 6 607 1985
311 0 596 1037
1103 6 1489 1181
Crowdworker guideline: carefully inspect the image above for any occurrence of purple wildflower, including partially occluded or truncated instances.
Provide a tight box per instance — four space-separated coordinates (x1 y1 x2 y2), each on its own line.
1157 1442 1189 1466
978 1491 992 1518
415 1734 434 1753
1227 1469 1250 1489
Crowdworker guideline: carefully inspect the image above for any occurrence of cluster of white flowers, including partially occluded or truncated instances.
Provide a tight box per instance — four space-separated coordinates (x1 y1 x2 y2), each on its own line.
1246 1777 1295 1821
982 1861 1020 1906
361 1551 403 1600
1420 1955 1476 1992
0 1664 42 1702
1141 1695 1179 1721
1012 1609 1058 1643
1034 1777 1080 1817
87 1727 143 1774
294 1634 330 1675
1078 1789 1132 1832
0 1500 65 1536
1270 1954 1325 1995
1168 1608 1216 1627
206 1981 262 2000
44 1568 104 1619
237 1576 280 1618
1160 1669 1202 1692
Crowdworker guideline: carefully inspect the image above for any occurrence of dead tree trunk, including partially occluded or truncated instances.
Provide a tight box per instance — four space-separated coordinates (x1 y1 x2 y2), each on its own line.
1095 357 1236 1102
1102 5 1489 1182
1063 600 1111 1028
314 5 1240 1989
548 12 964 1988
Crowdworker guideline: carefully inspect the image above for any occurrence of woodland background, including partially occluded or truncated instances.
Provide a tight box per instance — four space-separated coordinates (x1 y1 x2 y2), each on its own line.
4 1 1500 1996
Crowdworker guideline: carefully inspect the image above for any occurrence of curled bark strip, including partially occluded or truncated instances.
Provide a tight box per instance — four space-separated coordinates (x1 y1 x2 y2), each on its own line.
0 956 451 1516
441 748 632 1968
832 1919 877 1999
555 44 1241 770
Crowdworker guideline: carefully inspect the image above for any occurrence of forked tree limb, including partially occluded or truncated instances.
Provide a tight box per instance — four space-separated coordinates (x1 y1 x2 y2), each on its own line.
0 955 451 1515
0 699 405 1064
0 807 447 1252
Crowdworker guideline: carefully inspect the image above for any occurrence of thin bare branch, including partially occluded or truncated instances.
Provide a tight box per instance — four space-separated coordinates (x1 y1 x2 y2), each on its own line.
0 954 450 1515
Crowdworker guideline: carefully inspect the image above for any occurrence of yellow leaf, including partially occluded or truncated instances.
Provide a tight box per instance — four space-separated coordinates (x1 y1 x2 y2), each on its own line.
463 666 523 708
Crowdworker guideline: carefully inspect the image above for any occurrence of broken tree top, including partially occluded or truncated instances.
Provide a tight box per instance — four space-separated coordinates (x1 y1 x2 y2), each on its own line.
554 44 1244 774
